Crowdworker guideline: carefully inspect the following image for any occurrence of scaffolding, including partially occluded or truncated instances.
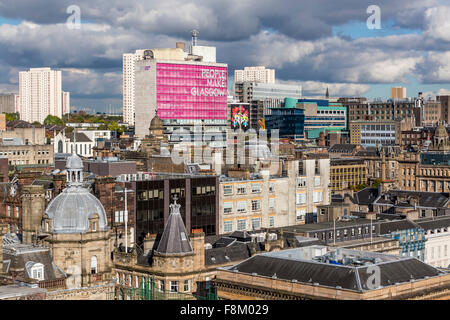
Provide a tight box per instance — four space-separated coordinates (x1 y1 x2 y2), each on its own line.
107 277 218 300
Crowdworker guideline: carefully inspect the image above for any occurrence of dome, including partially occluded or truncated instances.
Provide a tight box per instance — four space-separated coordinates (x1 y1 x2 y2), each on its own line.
149 113 163 130
45 187 108 234
66 154 83 170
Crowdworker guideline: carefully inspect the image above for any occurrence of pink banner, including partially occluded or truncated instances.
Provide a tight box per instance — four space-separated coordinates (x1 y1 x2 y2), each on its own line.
156 63 227 120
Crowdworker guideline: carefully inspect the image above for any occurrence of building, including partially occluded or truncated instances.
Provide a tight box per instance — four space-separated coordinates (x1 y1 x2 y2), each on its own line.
416 217 450 268
349 119 414 147
234 66 275 84
0 126 46 145
391 87 407 99
0 93 17 114
18 68 68 123
77 130 113 146
40 153 113 289
422 100 441 126
134 34 226 139
219 158 330 233
135 173 219 243
0 139 53 166
265 107 305 140
53 131 94 157
330 158 367 191
213 245 450 300
437 95 450 123
123 49 152 125
61 92 70 115
234 82 302 104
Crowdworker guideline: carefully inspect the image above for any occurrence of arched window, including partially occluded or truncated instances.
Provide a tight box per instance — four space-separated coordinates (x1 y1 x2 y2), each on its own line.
91 256 98 274
58 140 63 153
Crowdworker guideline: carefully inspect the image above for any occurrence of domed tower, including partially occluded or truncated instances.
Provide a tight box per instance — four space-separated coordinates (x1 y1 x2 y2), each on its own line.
430 122 450 151
42 152 112 289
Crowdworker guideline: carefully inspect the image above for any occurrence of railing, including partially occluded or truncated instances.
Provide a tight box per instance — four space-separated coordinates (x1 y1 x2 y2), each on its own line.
38 278 66 290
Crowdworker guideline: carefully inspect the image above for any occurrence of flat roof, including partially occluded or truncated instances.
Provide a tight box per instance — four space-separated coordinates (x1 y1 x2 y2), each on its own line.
0 285 46 299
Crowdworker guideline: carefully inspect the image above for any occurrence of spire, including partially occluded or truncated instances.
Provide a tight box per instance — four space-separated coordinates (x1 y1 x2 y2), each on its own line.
325 87 329 99
156 195 193 255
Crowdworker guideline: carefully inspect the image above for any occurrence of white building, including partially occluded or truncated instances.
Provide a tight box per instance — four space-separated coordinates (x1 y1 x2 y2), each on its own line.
123 49 149 125
218 158 330 234
418 217 450 268
53 131 94 157
62 91 70 115
18 68 68 123
77 130 112 146
234 66 275 84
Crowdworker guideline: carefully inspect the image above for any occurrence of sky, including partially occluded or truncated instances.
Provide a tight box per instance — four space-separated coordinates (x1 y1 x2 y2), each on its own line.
1 0 450 113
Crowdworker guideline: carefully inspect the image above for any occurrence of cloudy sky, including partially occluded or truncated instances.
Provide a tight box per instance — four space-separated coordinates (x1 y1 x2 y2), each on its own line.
1 0 450 113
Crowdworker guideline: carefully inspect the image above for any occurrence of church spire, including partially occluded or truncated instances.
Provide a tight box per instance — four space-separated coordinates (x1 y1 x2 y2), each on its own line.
325 87 329 99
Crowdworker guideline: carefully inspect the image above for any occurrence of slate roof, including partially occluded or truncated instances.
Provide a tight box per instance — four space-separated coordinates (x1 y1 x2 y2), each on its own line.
223 247 445 292
155 203 193 255
329 144 357 153
374 191 450 208
416 217 450 231
65 132 93 143
379 219 420 235
2 243 66 281
205 242 264 266
6 120 33 129
354 188 379 205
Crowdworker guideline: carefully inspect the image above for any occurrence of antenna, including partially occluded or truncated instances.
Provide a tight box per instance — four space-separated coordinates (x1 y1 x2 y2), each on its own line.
191 29 199 47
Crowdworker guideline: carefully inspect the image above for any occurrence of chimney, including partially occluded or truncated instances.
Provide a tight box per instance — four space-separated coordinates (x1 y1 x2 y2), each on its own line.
176 42 186 51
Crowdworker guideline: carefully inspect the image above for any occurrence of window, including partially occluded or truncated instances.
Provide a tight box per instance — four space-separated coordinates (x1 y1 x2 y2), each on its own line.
170 281 179 293
314 177 321 186
159 280 165 292
224 221 233 233
268 198 275 209
251 200 261 211
296 210 306 221
269 183 275 192
237 185 246 194
223 202 233 214
223 185 233 195
251 218 261 230
251 184 261 193
30 263 44 281
269 216 275 227
15 207 19 218
184 280 190 292
7 206 10 217
296 193 306 204
297 178 306 187
313 192 323 203
344 229 348 237
92 221 97 232
237 219 246 231
237 201 246 213
91 256 98 274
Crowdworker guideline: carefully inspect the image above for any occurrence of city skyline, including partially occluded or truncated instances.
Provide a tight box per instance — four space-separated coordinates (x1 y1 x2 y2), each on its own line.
0 1 450 113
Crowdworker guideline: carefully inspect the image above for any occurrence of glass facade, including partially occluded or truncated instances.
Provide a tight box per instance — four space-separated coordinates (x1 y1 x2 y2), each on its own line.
156 63 227 120
265 108 305 139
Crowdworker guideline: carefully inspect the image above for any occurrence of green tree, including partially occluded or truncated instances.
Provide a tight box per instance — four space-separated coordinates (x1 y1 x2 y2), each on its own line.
4 112 19 121
44 115 64 126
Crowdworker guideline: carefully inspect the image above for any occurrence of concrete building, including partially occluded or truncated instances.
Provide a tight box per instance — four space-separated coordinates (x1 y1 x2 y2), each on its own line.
0 140 53 165
62 91 70 115
123 49 151 125
0 93 17 114
77 130 113 146
235 82 302 104
18 68 68 123
391 87 407 99
218 158 330 234
0 126 45 145
437 95 450 123
330 158 368 191
234 66 275 84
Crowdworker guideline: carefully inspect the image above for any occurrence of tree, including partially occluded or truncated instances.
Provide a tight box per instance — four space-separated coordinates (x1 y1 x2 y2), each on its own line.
4 112 19 121
44 115 64 126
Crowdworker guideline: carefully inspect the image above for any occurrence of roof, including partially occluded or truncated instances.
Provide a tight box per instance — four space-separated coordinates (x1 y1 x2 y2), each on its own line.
6 120 32 129
330 158 365 166
373 190 450 208
379 219 420 235
156 200 193 255
222 246 445 292
354 188 379 205
65 132 93 143
328 144 357 153
205 242 264 266
282 218 374 233
415 217 450 231
0 285 47 300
